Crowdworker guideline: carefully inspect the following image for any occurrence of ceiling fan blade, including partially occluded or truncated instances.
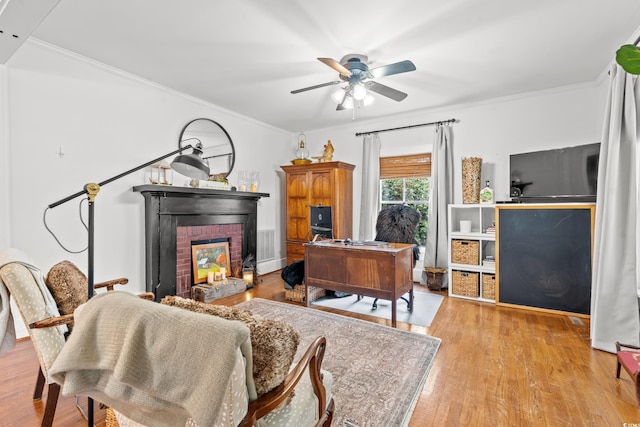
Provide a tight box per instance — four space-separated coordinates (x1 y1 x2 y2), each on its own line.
291 80 341 94
367 81 408 102
368 60 416 79
318 57 352 77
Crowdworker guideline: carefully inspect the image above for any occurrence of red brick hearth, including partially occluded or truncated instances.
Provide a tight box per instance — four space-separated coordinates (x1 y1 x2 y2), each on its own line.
176 224 242 298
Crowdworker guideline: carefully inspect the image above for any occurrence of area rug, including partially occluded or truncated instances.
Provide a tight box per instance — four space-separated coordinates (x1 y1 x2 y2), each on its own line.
235 298 441 427
311 290 444 327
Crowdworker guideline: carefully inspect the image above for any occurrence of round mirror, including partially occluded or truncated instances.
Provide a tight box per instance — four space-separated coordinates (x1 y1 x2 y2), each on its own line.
179 118 235 178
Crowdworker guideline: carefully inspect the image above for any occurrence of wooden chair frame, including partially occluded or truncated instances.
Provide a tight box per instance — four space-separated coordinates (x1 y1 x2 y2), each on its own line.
615 341 640 407
26 279 149 427
239 335 334 427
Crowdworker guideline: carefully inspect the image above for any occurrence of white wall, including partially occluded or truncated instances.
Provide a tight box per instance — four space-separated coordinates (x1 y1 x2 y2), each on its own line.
0 65 10 249
3 40 294 304
1 38 610 339
304 83 603 238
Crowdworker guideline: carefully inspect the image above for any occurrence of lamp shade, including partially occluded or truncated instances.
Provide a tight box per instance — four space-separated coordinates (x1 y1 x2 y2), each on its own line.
342 96 354 110
331 87 347 104
352 83 367 101
363 93 375 106
171 144 210 180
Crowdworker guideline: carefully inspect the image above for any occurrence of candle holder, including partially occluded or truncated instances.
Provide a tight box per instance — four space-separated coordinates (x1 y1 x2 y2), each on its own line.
148 160 173 185
242 254 257 288
237 170 248 191
242 266 254 288
249 171 260 192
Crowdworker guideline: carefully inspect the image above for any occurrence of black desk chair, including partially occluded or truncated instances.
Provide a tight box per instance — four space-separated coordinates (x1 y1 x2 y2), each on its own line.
363 204 421 310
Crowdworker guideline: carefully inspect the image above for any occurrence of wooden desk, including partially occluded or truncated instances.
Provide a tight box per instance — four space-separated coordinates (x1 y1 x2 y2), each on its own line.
304 242 414 327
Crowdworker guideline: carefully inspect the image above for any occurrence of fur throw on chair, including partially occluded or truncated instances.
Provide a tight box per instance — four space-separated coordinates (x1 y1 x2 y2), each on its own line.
375 205 421 264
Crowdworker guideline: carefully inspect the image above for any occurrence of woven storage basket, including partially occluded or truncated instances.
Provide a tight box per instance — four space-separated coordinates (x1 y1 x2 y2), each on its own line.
452 270 479 297
285 284 326 302
423 267 447 291
451 239 479 265
105 408 119 427
482 273 496 300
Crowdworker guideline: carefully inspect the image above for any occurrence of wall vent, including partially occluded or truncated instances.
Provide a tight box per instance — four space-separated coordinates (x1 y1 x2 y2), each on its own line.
568 316 585 326
257 229 276 261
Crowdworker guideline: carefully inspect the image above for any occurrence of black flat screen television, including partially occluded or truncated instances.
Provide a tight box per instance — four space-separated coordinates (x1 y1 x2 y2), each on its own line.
509 142 600 203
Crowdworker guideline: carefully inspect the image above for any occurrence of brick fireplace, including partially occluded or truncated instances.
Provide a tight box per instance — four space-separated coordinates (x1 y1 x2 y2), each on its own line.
176 224 242 298
133 185 269 301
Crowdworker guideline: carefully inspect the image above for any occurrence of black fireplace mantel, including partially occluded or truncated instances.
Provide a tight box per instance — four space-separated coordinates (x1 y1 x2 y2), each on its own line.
133 185 269 301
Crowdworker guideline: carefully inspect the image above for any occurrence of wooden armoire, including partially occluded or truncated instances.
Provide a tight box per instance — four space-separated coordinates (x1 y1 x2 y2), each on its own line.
281 161 354 264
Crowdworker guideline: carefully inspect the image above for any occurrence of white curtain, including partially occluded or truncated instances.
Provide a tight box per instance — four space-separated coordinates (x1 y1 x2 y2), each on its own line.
591 64 640 353
424 124 453 274
358 133 381 241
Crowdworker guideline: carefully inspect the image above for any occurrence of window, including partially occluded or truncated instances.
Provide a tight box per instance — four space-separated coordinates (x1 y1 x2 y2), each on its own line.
380 153 431 245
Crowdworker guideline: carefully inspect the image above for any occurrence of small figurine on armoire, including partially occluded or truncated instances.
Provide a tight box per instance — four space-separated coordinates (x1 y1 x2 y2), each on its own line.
322 140 334 162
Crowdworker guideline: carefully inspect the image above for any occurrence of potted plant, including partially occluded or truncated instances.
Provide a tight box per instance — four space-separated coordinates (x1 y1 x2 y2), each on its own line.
616 44 640 74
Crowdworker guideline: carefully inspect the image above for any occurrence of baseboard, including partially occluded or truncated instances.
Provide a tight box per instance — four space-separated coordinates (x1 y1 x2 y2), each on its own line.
257 258 287 275
413 267 423 283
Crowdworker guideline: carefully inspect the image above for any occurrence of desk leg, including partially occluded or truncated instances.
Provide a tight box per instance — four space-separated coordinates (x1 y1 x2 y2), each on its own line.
305 283 310 307
391 301 396 327
408 288 414 312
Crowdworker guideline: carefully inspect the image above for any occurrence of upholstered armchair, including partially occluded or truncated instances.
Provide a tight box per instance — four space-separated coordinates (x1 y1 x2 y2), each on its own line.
0 253 135 427
49 292 334 427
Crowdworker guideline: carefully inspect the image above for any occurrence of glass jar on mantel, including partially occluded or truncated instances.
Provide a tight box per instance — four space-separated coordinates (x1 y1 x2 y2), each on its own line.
237 170 260 192
147 160 173 185
249 172 260 192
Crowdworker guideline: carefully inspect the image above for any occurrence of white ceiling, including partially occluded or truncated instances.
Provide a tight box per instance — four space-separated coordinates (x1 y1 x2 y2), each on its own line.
5 0 640 132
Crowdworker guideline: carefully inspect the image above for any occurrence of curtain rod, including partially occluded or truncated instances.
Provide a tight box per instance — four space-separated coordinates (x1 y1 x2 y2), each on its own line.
355 118 457 137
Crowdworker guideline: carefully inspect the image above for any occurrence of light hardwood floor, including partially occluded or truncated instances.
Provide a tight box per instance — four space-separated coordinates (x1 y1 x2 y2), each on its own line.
0 270 638 426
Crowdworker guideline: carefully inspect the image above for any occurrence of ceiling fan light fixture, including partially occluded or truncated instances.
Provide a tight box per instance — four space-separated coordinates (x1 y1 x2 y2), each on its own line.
363 93 375 106
331 87 347 104
291 54 415 113
342 96 354 110
352 83 367 101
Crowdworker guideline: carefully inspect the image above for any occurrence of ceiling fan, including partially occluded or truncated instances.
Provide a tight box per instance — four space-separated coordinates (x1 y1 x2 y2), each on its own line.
291 54 416 110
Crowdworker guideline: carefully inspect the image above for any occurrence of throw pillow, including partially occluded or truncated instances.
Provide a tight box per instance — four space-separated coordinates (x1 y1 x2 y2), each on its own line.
45 261 88 316
160 296 300 397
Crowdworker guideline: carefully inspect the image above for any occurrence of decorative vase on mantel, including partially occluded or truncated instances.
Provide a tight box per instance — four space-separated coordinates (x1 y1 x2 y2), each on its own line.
462 157 482 204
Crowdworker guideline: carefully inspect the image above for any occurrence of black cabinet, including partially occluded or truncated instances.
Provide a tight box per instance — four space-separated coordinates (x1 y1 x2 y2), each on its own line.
496 205 594 315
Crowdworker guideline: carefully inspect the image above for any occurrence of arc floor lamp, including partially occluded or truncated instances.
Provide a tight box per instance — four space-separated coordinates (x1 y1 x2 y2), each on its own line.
46 139 209 426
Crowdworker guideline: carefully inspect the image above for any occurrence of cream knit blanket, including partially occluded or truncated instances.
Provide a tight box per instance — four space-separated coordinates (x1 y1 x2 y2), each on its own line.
49 291 253 427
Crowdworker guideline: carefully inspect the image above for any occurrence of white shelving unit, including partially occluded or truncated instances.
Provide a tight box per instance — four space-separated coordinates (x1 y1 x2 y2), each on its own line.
448 204 496 302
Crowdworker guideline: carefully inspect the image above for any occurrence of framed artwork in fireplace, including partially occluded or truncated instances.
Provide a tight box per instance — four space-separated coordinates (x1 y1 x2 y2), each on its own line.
191 241 231 284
